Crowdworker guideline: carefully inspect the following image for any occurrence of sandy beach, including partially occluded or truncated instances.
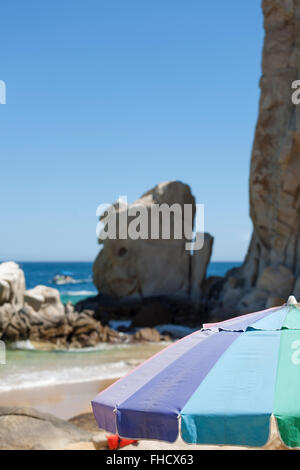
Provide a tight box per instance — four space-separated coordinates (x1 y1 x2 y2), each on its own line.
0 377 116 419
0 342 166 418
0 340 287 451
0 342 250 451
1 378 240 450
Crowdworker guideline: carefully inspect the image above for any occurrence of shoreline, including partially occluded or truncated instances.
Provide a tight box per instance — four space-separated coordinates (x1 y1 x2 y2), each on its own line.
0 342 167 420
0 377 118 420
0 342 285 450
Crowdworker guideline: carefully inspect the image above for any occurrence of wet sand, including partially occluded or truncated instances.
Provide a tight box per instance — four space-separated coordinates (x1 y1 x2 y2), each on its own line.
0 369 284 450
0 341 286 451
0 342 166 419
0 377 117 419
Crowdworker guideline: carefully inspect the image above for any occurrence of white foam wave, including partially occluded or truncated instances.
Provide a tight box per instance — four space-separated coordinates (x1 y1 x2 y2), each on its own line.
0 360 132 393
68 278 92 285
9 340 36 351
62 290 97 296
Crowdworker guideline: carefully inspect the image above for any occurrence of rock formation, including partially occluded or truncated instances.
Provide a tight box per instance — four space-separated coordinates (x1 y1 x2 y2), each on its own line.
0 262 171 346
0 407 92 450
0 262 25 314
206 0 300 319
0 297 128 348
0 263 119 346
24 285 65 320
93 181 213 324
94 181 195 298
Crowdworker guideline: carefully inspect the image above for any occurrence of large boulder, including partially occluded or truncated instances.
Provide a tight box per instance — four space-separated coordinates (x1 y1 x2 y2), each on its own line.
24 285 65 322
94 181 213 306
94 238 191 298
94 181 196 299
0 407 92 450
256 265 295 299
23 285 70 345
190 233 214 301
0 262 25 310
0 262 26 339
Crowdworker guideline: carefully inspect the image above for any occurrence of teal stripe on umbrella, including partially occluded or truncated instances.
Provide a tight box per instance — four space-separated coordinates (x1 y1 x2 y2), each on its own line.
92 305 282 441
181 329 282 446
116 331 239 441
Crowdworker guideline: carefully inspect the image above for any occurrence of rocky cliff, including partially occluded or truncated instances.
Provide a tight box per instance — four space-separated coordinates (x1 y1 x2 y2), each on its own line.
207 0 300 318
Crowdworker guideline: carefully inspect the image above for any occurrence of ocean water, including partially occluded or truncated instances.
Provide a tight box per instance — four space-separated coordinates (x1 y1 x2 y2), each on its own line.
206 261 242 278
19 262 97 304
19 261 241 304
0 261 241 404
0 342 165 418
1 343 161 393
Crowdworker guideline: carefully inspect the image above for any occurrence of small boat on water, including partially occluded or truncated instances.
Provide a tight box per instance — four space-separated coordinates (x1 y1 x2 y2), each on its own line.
52 271 75 285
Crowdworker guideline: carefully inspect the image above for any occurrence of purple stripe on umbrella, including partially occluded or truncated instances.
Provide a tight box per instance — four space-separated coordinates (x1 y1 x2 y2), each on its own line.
92 329 215 434
92 308 282 438
116 331 240 442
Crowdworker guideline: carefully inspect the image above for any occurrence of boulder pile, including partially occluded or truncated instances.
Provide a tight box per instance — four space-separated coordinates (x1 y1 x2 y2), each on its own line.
0 262 167 348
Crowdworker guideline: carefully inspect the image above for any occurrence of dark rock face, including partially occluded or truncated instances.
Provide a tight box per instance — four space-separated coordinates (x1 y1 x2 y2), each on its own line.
208 0 300 318
76 294 201 328
132 301 174 327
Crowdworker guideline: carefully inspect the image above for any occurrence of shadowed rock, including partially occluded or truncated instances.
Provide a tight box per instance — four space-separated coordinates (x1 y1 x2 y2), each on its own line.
0 407 92 450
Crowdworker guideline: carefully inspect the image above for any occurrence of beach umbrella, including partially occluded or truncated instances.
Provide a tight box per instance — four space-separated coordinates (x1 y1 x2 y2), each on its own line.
92 296 300 448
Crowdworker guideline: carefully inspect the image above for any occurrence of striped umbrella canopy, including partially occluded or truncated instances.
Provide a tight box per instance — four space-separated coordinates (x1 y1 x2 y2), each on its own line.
92 297 300 448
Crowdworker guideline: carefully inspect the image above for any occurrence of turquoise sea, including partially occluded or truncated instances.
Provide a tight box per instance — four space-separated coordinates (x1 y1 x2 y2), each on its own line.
0 261 241 416
18 261 241 304
19 261 97 304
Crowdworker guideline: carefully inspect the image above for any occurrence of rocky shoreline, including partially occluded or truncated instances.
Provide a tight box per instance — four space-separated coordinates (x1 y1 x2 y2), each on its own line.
91 178 290 327
0 262 172 349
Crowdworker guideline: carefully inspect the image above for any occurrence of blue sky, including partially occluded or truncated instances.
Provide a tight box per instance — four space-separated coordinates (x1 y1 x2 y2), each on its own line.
0 0 263 262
